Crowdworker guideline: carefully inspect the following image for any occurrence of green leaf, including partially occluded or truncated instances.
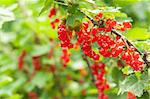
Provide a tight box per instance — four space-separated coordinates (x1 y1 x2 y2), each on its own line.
39 0 53 15
68 4 79 14
0 7 15 29
66 15 75 27
111 67 123 84
7 94 22 99
107 92 127 99
85 97 97 99
137 92 150 99
125 27 150 41
0 0 16 6
0 75 13 88
87 88 97 94
31 71 52 88
113 0 140 6
134 40 150 51
0 31 16 44
0 74 26 96
87 7 128 20
66 10 84 28
10 75 27 92
118 72 149 97
81 0 95 4
32 44 51 56
24 82 35 92
104 11 128 19
122 66 134 75
105 88 119 94
74 11 85 21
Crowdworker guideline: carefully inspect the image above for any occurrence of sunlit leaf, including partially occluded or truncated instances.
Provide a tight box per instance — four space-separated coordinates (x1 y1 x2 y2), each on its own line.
39 0 53 15
118 72 149 97
125 27 150 41
0 7 15 29
0 75 13 88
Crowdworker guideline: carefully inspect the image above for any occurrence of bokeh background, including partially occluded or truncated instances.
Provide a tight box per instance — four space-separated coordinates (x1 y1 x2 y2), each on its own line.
0 0 150 99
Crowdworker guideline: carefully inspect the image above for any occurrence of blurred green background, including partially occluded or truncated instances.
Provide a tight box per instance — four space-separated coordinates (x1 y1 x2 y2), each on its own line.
0 0 150 99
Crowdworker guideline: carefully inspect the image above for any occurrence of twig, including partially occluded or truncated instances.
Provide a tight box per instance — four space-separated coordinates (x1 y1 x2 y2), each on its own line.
82 54 95 83
111 30 142 55
142 52 150 67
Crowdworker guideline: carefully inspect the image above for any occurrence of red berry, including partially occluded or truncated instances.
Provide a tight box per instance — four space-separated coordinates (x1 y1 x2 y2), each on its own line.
97 12 103 18
91 27 98 35
54 18 60 23
127 92 136 99
61 48 71 66
95 12 103 20
93 54 100 60
117 60 124 67
123 21 132 29
133 52 140 59
48 8 56 18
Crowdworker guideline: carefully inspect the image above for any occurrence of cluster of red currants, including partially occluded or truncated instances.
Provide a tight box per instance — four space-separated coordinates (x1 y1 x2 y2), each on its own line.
91 62 109 99
57 12 143 71
32 56 41 71
18 50 41 71
18 50 27 70
121 47 143 71
48 8 60 29
61 48 71 67
94 12 132 32
58 23 73 48
28 91 38 99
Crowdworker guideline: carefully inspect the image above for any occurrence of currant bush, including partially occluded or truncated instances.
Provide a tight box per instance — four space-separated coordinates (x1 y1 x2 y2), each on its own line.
47 11 145 99
56 12 143 71
2 0 149 99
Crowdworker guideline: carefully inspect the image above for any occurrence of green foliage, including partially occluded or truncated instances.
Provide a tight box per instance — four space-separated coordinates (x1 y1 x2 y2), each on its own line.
66 10 85 28
112 0 140 6
0 75 13 88
39 0 53 15
0 7 15 29
31 71 52 88
125 27 150 41
111 67 124 84
118 72 149 97
0 0 150 98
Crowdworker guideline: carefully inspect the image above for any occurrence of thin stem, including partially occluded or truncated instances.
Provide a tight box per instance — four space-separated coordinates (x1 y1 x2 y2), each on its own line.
82 54 95 83
111 30 142 55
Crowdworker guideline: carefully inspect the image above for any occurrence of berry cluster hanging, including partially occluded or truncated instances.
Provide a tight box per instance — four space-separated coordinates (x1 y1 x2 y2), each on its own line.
57 12 143 71
91 62 109 99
